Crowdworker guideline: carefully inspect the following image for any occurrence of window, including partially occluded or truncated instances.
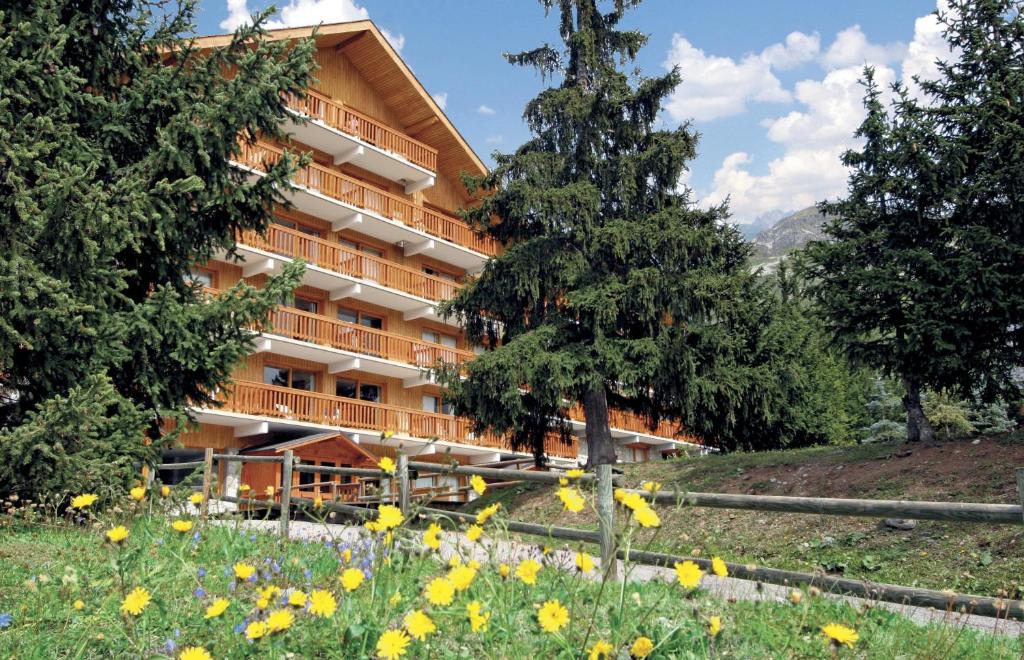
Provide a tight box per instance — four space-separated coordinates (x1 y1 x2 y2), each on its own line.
274 217 322 238
422 394 453 415
423 265 458 282
337 307 383 330
422 329 457 348
186 269 214 288
336 378 382 403
263 366 316 391
299 468 315 487
293 296 319 314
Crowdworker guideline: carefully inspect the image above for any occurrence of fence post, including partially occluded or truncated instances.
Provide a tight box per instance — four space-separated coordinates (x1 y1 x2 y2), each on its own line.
200 448 214 522
397 453 410 516
280 450 293 540
1016 468 1024 524
596 463 618 580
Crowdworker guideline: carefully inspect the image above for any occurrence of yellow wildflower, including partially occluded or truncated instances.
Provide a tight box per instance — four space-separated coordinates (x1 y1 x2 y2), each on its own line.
258 585 281 602
616 490 648 512
711 556 728 577
189 493 204 505
448 565 477 592
342 548 353 563
234 562 256 580
129 486 146 501
516 559 541 585
239 484 250 493
340 568 364 592
467 601 491 632
313 496 323 509
288 590 307 607
376 504 404 530
266 609 294 633
575 552 595 573
633 506 660 528
822 623 858 648
470 474 487 496
476 503 501 524
565 469 585 479
171 519 193 533
708 616 722 637
160 485 171 497
465 524 483 543
265 486 275 498
245 620 267 640
423 523 442 551
309 590 337 618
423 577 455 606
556 487 586 513
389 591 402 606
204 598 229 619
559 477 569 486
378 456 397 475
631 636 655 658
498 563 511 578
256 597 270 610
789 590 803 605
120 587 151 616
105 526 129 544
73 599 85 611
588 640 614 660
179 648 212 660
403 609 436 641
70 494 98 509
537 599 569 633
376 629 410 659
674 560 703 590
641 481 662 494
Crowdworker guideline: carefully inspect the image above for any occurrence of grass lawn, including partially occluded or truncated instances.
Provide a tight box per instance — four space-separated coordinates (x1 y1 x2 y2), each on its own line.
466 434 1024 599
0 491 1022 658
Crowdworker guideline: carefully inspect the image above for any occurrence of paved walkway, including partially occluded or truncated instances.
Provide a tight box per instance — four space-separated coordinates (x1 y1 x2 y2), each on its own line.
228 518 1024 637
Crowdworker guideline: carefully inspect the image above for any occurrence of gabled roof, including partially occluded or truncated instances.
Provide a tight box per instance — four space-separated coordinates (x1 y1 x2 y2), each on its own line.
244 431 378 464
192 21 487 181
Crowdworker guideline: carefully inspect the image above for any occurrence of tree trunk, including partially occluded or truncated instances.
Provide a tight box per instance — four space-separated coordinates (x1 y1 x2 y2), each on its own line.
901 375 935 443
582 387 617 468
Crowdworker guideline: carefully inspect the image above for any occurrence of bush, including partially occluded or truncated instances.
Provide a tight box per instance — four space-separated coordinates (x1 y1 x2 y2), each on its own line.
923 391 975 440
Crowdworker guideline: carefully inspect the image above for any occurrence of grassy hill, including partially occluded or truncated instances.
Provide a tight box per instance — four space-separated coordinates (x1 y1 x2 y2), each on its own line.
464 434 1024 598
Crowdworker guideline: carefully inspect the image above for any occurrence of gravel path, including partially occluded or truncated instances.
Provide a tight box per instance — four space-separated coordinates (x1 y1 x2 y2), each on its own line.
227 518 1024 637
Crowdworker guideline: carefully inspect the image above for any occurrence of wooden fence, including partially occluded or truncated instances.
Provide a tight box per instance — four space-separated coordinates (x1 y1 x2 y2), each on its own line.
156 453 1024 620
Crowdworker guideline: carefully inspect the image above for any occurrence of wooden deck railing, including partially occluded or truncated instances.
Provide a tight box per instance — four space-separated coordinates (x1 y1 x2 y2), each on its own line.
240 223 460 301
216 381 578 459
565 404 697 443
235 141 498 257
285 89 438 173
264 306 476 368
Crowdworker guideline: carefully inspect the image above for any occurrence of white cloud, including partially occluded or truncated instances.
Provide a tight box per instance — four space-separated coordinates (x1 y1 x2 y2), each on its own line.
220 0 405 52
477 104 496 115
901 1 955 99
485 135 503 144
821 25 906 70
662 35 792 122
761 31 821 69
432 92 448 110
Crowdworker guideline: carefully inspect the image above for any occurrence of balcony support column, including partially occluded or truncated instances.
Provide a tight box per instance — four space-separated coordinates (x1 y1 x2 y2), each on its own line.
333 144 365 165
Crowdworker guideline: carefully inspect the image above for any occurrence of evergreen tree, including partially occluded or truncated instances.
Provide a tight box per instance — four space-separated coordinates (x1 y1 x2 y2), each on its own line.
861 377 907 444
803 1 1024 442
439 0 771 465
0 1 314 498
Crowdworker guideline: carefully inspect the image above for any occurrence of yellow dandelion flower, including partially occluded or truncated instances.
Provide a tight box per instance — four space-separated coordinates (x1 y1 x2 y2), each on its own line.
565 469 585 479
258 585 281 601
630 636 655 658
822 623 858 648
189 493 204 505
641 481 662 494
234 562 256 580
575 552 595 573
204 598 229 619
476 503 501 524
588 640 614 660
129 486 146 502
239 483 250 493
633 506 660 528
616 491 648 512
470 474 487 496
120 587 151 616
674 560 703 590
468 559 481 569
71 494 98 509
466 601 491 632
556 487 586 513
448 555 462 567
559 477 569 486
376 629 410 660
708 616 722 637
389 591 402 606
342 548 353 564
498 563 511 578
403 609 436 641
378 456 397 475
448 565 477 592
423 523 442 551
313 496 324 509
376 504 404 530
288 590 307 607
423 577 455 606
160 485 171 497
340 568 364 592
171 519 193 533
179 647 212 660
265 486 275 498
537 599 569 633
309 590 337 618
245 620 267 640
105 526 129 544
465 524 483 543
256 597 270 610
266 609 294 633
516 558 541 585
73 599 85 611
711 556 728 577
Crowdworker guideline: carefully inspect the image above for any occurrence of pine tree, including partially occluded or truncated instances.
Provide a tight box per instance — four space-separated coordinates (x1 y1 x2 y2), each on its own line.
437 0 762 466
803 1 1024 443
0 1 314 497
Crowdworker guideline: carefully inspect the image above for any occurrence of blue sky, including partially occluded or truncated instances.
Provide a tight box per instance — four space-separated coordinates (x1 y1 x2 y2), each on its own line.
197 0 950 227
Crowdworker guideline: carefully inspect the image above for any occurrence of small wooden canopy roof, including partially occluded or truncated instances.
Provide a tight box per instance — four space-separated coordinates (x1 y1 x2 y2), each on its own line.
244 431 378 464
192 21 488 180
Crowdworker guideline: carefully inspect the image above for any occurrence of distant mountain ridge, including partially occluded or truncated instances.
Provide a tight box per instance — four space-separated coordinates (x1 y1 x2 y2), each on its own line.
753 206 829 257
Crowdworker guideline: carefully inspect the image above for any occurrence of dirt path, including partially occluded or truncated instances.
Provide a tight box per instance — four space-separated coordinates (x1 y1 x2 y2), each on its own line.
227 518 1024 637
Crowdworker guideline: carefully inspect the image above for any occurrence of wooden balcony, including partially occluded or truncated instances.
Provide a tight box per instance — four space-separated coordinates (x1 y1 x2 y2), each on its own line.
286 89 438 173
216 381 579 459
241 223 460 302
566 403 696 443
264 306 475 368
235 140 498 259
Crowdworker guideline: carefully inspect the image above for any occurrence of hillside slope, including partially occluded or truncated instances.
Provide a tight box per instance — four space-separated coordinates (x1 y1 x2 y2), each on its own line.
749 206 829 272
464 435 1024 598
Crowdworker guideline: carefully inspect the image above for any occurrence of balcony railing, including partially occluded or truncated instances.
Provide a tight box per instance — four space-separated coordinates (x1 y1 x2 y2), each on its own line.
566 403 696 443
264 306 475 368
216 381 578 459
240 223 460 301
235 141 498 257
285 89 438 173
